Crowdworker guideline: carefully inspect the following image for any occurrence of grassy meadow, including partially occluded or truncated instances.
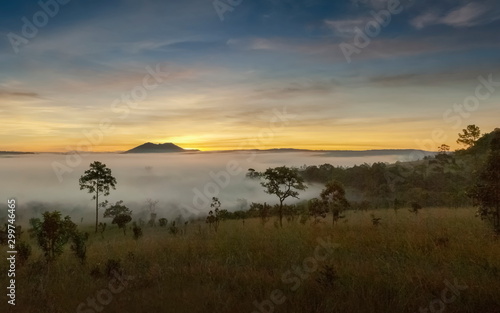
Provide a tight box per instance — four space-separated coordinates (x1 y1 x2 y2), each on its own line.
2 207 500 313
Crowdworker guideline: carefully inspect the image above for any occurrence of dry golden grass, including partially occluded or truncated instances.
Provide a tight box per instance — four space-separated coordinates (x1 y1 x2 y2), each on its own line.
2 207 500 313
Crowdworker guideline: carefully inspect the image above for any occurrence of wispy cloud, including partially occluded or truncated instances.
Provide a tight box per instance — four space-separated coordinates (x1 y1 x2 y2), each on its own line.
324 18 370 37
411 2 500 29
0 89 40 99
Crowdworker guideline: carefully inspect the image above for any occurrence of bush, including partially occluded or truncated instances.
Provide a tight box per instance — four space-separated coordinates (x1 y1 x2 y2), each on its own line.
29 211 77 261
158 218 168 227
169 221 179 235
90 265 102 279
132 222 143 240
71 231 89 264
16 242 31 266
105 258 122 278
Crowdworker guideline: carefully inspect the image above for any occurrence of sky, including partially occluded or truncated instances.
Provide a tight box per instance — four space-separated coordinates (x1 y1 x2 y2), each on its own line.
0 0 499 152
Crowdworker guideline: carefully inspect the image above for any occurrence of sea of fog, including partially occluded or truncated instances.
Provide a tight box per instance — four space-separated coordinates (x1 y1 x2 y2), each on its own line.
0 151 427 223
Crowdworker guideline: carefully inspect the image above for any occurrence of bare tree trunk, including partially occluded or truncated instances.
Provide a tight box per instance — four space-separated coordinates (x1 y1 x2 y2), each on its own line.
95 190 99 233
279 201 283 228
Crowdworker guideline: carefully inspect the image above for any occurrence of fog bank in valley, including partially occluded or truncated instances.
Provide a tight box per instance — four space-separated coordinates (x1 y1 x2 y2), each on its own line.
0 150 428 224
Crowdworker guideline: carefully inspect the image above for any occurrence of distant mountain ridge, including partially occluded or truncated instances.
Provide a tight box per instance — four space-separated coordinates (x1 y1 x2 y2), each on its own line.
124 142 191 153
0 151 34 155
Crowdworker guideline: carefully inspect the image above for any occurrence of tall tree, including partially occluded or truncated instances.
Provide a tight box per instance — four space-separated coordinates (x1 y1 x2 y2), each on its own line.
320 180 349 226
457 124 481 149
260 166 307 227
469 129 500 234
79 161 117 233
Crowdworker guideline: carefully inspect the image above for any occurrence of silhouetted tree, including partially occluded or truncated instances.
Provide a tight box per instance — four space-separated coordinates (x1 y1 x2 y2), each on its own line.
246 168 261 179
79 161 117 233
259 166 308 227
320 180 349 226
438 144 450 154
469 128 500 234
103 201 132 235
206 197 222 232
457 125 481 149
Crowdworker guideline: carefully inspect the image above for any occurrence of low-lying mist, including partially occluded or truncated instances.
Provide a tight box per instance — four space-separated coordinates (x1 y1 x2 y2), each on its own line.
0 150 423 224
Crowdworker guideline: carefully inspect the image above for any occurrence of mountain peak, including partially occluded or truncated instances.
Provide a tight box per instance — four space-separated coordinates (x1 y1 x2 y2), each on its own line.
124 142 186 153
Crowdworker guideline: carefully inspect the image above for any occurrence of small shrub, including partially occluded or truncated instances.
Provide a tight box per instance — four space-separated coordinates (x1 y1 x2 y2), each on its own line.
409 202 422 215
71 231 88 264
132 222 143 240
158 218 168 227
98 222 106 238
316 265 339 288
16 242 32 266
105 258 122 278
370 214 382 227
169 221 179 235
90 265 102 279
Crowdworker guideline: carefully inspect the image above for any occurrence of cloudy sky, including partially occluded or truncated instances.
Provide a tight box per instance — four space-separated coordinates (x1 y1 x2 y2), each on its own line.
0 0 499 152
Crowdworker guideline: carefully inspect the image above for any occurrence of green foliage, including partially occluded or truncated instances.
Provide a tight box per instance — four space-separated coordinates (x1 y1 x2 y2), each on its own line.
79 161 117 233
70 231 89 264
15 241 31 266
233 210 247 224
114 214 132 235
469 128 500 234
308 198 327 224
132 222 143 240
29 211 77 261
282 204 299 222
249 202 270 225
320 180 349 226
104 201 133 235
